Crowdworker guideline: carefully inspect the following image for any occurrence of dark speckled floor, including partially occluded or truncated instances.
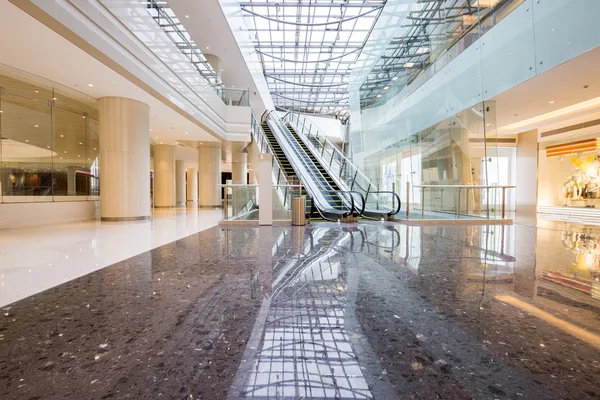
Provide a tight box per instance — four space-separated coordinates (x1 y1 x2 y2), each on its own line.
1 223 599 399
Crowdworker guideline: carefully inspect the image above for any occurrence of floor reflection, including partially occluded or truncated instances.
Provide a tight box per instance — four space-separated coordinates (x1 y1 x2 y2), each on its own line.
240 227 372 399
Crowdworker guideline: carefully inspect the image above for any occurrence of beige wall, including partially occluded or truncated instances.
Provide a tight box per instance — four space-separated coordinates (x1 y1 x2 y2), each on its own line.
516 130 538 218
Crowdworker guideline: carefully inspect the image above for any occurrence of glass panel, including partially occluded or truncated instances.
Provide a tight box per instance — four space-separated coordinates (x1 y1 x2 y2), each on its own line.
0 89 53 202
86 118 100 200
52 106 88 200
223 185 258 221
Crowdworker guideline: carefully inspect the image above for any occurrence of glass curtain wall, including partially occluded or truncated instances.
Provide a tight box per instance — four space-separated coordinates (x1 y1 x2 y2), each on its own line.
349 0 528 219
0 73 99 203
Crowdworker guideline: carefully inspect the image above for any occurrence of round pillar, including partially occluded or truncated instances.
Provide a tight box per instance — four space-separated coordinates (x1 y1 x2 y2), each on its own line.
187 168 198 202
232 150 248 184
205 54 222 79
154 144 176 207
198 143 222 207
98 97 150 221
175 160 186 205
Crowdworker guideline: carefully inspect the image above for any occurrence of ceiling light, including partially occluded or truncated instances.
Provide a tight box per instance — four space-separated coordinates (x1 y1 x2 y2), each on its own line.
47 146 50 149
60 157 63 160
79 142 83 145
549 101 555 104
392 77 399 81
35 90 39 93
53 97 57 100
34 124 39 128
206 46 210 50
25 139 29 142
155 136 158 139
376 94 382 98
149 128 152 131
221 69 224 72
160 142 163 144
185 132 188 134
404 62 415 68
384 86 390 90
93 148 96 150
64 151 67 153
185 15 189 18
416 47 429 55
88 83 93 87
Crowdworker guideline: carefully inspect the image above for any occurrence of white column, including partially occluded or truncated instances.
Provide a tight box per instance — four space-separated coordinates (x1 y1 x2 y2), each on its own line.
175 160 186 205
232 149 248 184
259 153 273 225
198 143 222 207
205 54 222 79
98 97 150 221
154 144 176 207
186 167 198 202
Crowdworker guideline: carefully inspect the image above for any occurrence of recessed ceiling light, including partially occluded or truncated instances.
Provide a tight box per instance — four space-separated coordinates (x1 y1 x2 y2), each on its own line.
376 94 382 98
60 134 64 137
185 15 189 18
549 101 555 104
206 46 210 50
160 142 163 144
78 155 81 157
52 97 57 100
35 90 39 93
221 69 224 72
155 136 158 139
149 128 152 131
383 86 390 90
64 151 67 153
88 83 94 87
47 146 50 149
34 124 39 128
79 142 83 145
60 157 63 160
185 132 188 134
94 148 96 150
25 139 29 142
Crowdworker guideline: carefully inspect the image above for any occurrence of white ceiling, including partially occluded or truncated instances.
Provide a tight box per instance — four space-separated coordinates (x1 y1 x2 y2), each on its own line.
492 45 600 134
0 0 217 158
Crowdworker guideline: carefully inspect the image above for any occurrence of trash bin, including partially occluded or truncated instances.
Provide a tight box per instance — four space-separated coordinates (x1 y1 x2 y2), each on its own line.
292 196 306 226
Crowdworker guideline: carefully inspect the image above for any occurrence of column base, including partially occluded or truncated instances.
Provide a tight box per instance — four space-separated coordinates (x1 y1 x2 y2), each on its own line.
199 205 222 209
101 215 150 221
154 205 176 208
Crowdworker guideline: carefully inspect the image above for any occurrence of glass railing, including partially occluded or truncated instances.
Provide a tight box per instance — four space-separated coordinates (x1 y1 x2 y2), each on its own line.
220 183 305 222
220 88 249 107
283 112 400 219
406 184 515 221
361 0 526 109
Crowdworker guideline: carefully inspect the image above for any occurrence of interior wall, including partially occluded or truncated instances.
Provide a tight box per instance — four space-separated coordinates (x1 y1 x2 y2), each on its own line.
516 129 538 217
0 201 98 229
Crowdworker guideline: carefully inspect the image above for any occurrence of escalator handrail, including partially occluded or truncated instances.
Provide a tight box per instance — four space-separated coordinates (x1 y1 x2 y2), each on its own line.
284 112 378 192
340 190 365 217
366 190 402 216
265 113 352 217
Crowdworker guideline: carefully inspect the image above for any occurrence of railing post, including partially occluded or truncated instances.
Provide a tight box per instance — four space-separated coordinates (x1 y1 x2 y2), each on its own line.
466 188 469 216
486 187 490 219
406 181 411 219
456 187 461 219
501 187 506 219
421 187 425 219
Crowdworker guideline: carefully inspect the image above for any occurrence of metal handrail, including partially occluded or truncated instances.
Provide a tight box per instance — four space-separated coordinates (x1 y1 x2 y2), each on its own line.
264 112 353 217
284 112 376 192
366 190 402 217
411 184 515 219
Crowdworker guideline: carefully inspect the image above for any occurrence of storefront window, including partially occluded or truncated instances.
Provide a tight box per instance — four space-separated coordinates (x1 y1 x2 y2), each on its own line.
0 72 99 203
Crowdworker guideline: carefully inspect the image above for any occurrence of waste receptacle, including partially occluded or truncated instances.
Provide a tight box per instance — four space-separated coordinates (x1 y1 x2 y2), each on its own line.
292 196 306 226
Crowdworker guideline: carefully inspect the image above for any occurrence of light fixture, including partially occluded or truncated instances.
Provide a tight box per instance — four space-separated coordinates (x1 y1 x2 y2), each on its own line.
94 148 96 150
160 142 163 144
35 90 39 93
185 15 189 18
52 97 57 100
64 151 67 153
392 77 399 81
79 142 83 145
185 132 188 134
383 86 390 90
404 62 415 68
376 94 382 98
34 124 39 128
149 128 152 131
88 83 94 87
206 46 210 50
60 135 64 137
47 146 50 149
25 139 29 142
549 101 555 104
416 47 429 55
78 155 81 157
155 136 158 139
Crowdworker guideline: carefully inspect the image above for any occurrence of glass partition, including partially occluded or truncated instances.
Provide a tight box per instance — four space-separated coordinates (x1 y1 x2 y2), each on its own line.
0 71 99 204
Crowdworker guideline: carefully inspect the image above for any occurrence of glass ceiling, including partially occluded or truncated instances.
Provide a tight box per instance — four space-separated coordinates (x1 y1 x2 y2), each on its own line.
240 0 386 119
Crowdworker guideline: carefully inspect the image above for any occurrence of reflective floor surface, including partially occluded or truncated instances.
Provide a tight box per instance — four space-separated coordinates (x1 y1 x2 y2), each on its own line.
1 222 599 399
0 206 221 307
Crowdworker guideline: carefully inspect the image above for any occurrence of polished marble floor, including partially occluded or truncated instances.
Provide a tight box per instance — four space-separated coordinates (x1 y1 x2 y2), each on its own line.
0 206 222 307
1 220 600 399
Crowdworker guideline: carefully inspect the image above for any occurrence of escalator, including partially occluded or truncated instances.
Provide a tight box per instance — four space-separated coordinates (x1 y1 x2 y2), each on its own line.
283 113 401 220
262 112 359 221
262 122 345 220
